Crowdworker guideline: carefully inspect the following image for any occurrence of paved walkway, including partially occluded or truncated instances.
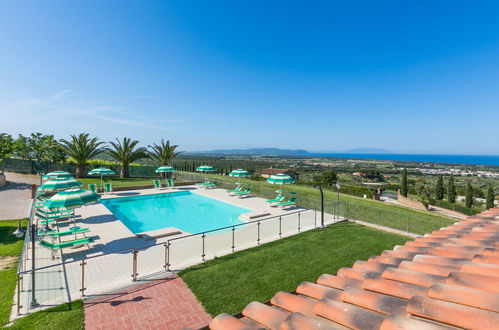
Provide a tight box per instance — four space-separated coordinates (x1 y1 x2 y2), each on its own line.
84 275 212 330
0 172 39 220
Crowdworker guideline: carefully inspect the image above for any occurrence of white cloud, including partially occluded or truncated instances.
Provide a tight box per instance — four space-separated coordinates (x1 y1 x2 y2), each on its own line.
51 89 74 101
0 91 185 133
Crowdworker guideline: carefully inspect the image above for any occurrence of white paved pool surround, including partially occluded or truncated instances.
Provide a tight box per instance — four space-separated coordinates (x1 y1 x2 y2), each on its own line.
13 186 338 318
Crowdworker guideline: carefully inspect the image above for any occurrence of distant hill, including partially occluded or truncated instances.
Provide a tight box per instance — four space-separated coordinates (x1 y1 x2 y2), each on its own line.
187 148 309 156
343 148 393 154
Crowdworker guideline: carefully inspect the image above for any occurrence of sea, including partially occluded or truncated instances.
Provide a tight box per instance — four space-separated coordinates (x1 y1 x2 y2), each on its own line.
305 153 499 166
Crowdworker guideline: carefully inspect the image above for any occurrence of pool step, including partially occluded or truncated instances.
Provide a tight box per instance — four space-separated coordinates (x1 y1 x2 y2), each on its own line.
135 227 182 240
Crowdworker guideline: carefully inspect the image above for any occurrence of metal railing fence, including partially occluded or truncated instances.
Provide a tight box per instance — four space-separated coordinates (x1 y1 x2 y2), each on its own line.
16 206 345 314
176 171 456 236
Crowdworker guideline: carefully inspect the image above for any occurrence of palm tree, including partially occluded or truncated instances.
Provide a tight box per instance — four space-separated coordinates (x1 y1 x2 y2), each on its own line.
59 133 107 178
108 137 148 178
148 139 182 165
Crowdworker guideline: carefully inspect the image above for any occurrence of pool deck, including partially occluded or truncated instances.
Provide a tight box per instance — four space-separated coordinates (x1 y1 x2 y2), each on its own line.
13 185 337 320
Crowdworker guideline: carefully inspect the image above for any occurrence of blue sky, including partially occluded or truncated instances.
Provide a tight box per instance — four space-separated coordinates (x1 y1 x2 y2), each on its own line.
0 1 499 154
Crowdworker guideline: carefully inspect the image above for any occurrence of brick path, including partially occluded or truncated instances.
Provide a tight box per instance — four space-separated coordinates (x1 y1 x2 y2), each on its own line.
84 275 212 330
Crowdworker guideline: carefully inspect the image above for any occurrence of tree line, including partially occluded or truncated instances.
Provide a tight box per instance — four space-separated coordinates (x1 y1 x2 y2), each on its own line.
0 132 180 178
401 168 495 210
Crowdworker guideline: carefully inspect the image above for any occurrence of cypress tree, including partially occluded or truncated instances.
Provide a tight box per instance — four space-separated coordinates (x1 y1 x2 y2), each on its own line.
465 181 473 208
401 168 408 197
435 175 444 200
447 175 456 203
486 184 495 209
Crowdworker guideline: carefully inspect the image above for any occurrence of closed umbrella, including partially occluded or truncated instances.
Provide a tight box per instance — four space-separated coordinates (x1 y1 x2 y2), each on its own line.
88 168 116 190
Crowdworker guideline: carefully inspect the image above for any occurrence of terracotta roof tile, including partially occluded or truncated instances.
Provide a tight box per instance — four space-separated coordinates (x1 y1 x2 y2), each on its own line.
353 260 398 273
313 299 386 329
280 312 349 330
407 295 499 329
337 267 381 281
428 283 499 313
270 292 317 316
210 313 262 330
398 261 459 277
412 255 468 267
459 261 499 277
209 208 499 330
361 278 428 300
473 254 499 264
339 287 408 315
296 281 343 301
316 274 362 290
379 314 455 330
381 267 446 288
445 271 499 293
368 255 408 265
242 302 289 330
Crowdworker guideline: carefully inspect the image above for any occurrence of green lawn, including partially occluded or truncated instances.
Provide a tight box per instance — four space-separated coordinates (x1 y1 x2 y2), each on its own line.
180 221 410 316
0 219 27 326
0 220 84 329
8 301 84 330
78 177 156 189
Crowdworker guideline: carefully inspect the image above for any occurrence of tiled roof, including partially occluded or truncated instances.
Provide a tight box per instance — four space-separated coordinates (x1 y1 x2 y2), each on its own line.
260 169 296 175
209 208 499 330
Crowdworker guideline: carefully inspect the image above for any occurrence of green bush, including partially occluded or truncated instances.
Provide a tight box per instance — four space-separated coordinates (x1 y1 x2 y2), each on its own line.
297 182 374 199
432 199 481 216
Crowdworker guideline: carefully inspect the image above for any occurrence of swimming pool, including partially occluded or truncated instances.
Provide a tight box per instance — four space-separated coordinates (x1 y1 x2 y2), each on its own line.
101 191 250 234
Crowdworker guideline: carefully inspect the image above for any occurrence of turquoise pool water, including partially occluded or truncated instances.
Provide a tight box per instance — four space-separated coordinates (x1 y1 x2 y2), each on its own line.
101 191 250 234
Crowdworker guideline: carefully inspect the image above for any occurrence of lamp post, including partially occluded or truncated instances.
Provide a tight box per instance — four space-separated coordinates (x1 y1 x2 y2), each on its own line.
30 223 39 308
336 182 341 203
317 185 324 228
13 220 25 238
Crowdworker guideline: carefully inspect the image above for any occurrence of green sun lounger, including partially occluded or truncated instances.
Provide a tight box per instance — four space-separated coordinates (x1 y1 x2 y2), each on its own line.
38 226 85 236
104 182 113 194
276 197 297 208
227 186 242 193
233 188 251 197
48 227 90 238
199 181 216 188
266 195 285 204
37 208 74 216
36 212 73 221
153 179 163 189
40 237 94 258
166 179 174 188
88 183 98 193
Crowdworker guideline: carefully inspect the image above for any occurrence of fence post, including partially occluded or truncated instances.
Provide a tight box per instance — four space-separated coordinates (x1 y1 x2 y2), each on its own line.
17 274 22 314
231 226 235 252
279 216 282 238
257 221 261 245
298 212 301 232
79 259 86 297
201 234 206 261
164 241 170 271
131 250 138 281
346 202 350 221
